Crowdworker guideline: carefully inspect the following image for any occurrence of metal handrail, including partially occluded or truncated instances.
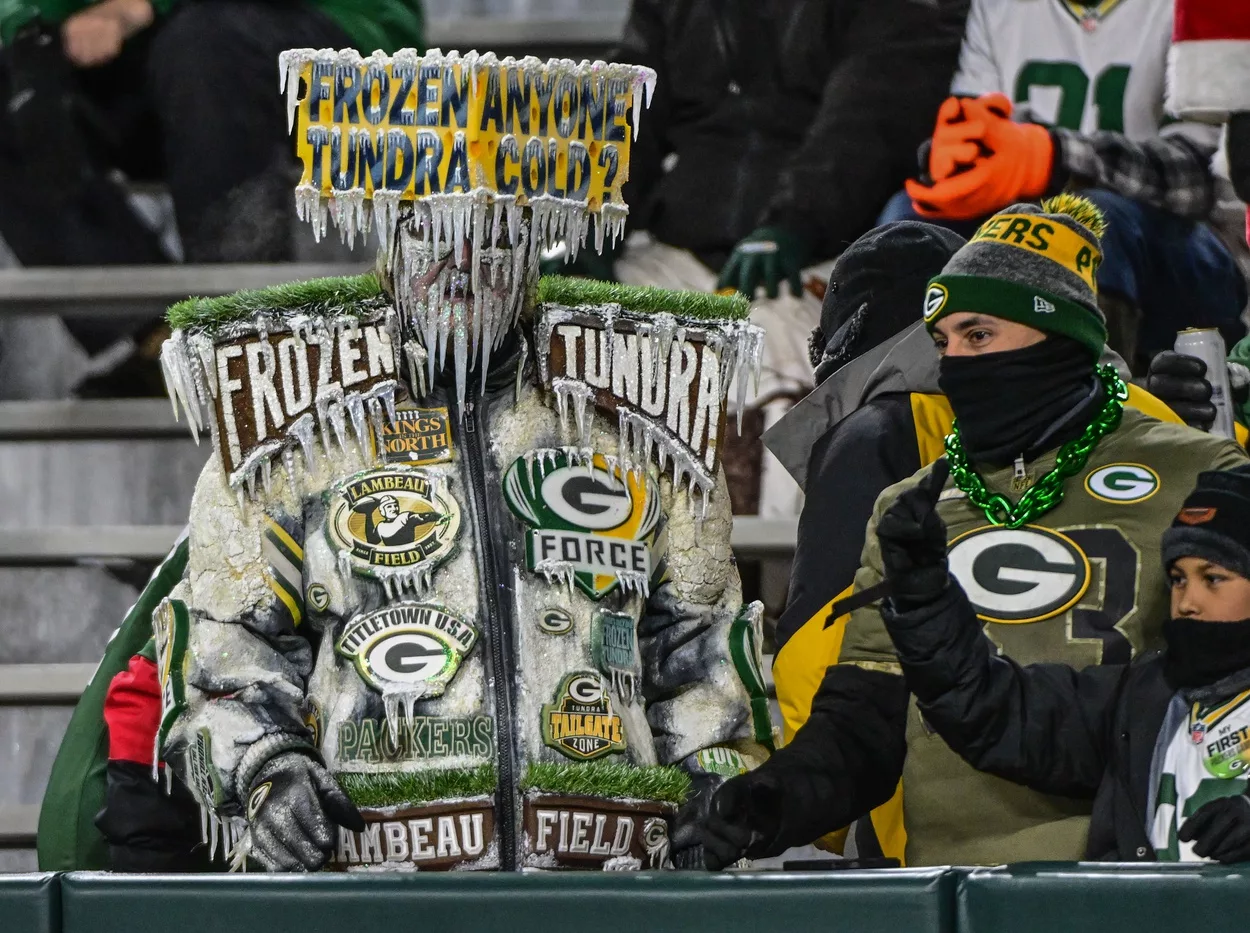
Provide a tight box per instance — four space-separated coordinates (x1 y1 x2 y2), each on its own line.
0 663 97 704
0 263 368 317
0 526 186 565
0 805 39 847
0 400 199 440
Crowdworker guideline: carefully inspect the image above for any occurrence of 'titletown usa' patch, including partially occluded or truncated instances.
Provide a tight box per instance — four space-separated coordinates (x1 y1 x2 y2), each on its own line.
336 602 478 701
503 449 660 599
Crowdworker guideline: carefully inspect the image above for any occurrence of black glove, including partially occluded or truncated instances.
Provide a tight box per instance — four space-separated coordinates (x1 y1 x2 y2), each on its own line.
1227 111 1250 205
245 752 365 871
1146 351 1216 432
1178 793 1250 862
877 459 951 609
700 772 784 870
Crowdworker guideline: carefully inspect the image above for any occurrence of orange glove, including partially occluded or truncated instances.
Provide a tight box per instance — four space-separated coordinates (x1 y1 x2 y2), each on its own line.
908 93 1053 220
927 96 993 182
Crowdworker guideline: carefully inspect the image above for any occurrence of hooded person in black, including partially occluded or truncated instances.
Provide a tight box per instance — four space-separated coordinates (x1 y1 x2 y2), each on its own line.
779 222 966 649
862 463 1250 863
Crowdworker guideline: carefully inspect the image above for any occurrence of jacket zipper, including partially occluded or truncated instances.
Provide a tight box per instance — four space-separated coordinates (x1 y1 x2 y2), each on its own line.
458 389 518 870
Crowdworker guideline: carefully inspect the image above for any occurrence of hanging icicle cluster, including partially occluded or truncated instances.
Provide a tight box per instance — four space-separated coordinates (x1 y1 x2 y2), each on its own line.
533 301 765 513
160 304 406 503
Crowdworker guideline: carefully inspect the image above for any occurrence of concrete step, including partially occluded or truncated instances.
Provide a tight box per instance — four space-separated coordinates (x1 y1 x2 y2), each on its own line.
0 263 368 318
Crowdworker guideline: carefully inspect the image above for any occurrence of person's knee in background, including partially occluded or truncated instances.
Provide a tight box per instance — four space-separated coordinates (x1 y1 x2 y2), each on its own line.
144 1 349 262
1082 187 1248 372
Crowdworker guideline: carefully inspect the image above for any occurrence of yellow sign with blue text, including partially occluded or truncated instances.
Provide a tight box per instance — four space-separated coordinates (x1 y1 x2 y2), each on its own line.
285 50 655 211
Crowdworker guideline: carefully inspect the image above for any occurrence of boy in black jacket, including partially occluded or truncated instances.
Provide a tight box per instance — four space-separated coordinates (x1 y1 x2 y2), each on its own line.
877 462 1250 862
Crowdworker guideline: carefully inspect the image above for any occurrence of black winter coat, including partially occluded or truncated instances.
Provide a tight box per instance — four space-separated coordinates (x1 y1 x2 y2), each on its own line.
613 0 969 267
885 582 1187 861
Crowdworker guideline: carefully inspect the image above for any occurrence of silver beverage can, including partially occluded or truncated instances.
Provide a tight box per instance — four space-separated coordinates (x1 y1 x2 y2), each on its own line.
1175 327 1236 438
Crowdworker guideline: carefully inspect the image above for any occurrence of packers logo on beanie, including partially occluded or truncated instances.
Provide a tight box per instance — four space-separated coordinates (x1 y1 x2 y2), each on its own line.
923 193 1109 358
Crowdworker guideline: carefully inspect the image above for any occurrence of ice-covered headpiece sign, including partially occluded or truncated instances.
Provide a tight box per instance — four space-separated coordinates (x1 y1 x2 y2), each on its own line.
280 48 656 254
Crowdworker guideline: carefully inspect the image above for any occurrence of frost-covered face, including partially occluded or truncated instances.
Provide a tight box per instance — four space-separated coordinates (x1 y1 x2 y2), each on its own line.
392 202 534 406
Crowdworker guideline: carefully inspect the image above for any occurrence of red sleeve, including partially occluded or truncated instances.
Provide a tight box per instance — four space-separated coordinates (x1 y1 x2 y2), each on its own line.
103 655 161 765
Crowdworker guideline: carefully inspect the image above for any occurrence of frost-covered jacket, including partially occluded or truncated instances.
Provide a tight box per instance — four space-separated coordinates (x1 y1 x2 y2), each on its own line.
156 280 771 872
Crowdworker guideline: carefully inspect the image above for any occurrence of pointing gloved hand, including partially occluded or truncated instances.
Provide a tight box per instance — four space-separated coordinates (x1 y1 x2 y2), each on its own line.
245 751 365 871
906 94 1054 221
1146 350 1217 432
1179 793 1250 862
877 458 951 609
717 226 810 300
700 771 784 870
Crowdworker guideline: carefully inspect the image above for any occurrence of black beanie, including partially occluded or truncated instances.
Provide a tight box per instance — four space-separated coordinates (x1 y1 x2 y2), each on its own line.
1161 466 1250 579
810 221 966 383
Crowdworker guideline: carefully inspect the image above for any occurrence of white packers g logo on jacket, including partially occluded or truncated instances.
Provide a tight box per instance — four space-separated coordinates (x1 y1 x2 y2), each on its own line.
947 525 1091 624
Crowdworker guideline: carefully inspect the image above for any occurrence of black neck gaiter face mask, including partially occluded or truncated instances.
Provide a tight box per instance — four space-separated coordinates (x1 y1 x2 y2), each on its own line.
938 336 1101 467
1163 617 1250 689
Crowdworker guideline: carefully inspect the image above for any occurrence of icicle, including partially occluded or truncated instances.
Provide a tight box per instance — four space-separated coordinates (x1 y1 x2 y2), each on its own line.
404 340 429 399
514 331 528 404
552 378 595 448
452 299 469 416
384 695 401 744
289 412 316 469
345 392 369 454
260 457 272 495
282 446 298 490
277 49 313 133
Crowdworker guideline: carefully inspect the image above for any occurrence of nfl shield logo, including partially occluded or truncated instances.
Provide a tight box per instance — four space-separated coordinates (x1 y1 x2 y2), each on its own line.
1191 721 1207 745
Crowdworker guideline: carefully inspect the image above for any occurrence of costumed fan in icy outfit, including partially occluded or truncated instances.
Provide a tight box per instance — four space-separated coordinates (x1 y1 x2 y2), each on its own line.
151 48 772 872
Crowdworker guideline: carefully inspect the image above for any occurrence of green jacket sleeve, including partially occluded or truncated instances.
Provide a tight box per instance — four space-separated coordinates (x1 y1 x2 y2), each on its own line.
36 532 189 871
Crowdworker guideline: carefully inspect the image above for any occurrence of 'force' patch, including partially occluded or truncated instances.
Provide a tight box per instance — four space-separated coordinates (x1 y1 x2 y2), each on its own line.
503 449 660 600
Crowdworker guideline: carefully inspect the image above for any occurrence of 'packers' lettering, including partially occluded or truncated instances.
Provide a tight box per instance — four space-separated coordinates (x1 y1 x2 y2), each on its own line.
337 715 495 763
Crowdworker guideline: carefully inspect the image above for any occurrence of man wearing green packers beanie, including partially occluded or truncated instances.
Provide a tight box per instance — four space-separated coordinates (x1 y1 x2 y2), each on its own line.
703 195 1250 868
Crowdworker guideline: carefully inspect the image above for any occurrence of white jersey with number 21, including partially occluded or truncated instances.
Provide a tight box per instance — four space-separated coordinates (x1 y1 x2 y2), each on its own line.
951 0 1172 141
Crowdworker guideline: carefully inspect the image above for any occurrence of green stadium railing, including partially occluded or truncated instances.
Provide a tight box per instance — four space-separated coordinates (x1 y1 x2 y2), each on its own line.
11 863 1250 933
957 862 1250 933
0 873 59 933
58 870 954 933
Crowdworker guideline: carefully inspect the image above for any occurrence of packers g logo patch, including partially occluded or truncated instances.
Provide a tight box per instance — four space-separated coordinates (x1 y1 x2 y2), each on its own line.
947 525 1091 624
1085 464 1160 503
503 450 660 599
336 603 478 699
924 283 949 322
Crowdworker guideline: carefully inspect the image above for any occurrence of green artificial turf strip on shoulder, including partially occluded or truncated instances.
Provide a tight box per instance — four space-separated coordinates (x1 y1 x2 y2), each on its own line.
522 760 691 805
167 274 384 331
337 764 497 808
538 275 750 322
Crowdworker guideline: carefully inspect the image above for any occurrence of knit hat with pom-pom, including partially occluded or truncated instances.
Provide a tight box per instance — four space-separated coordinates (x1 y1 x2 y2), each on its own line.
922 193 1109 359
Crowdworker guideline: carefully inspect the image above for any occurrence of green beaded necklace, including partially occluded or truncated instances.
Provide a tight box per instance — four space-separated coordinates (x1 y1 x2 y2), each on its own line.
944 364 1128 529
